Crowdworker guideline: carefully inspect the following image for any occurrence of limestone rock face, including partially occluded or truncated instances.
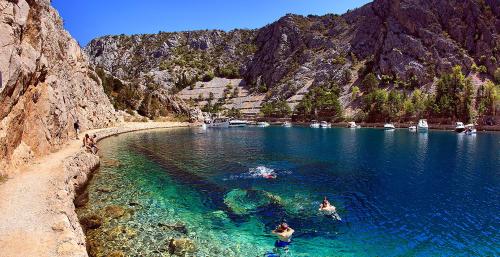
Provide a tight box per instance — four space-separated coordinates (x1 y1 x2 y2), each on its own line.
349 0 499 82
0 0 118 173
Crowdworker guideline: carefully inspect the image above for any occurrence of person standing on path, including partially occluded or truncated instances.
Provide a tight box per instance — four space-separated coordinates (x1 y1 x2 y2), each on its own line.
74 120 80 139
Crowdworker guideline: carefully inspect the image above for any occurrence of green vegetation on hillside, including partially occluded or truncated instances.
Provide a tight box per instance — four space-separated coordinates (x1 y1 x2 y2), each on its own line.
96 67 138 111
260 100 292 118
225 107 242 118
359 66 498 123
201 92 225 114
430 66 475 121
291 65 498 123
96 68 183 120
295 83 342 120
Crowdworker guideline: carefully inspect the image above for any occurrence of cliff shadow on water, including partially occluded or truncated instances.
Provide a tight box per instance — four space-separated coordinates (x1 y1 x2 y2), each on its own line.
128 142 291 224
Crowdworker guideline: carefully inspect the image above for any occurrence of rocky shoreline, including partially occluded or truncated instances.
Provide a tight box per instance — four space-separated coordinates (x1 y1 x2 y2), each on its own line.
0 122 190 257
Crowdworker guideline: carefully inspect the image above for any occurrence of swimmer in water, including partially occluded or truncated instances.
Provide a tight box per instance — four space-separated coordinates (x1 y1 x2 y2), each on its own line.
272 222 294 249
319 196 334 211
319 196 341 220
263 173 277 179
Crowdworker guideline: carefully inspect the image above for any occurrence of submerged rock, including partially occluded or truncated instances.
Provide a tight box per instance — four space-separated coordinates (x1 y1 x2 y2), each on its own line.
80 214 103 230
128 200 140 206
101 158 122 168
168 238 196 255
104 205 126 219
74 191 89 208
108 251 125 257
158 222 188 234
224 189 282 215
86 238 104 257
96 186 114 193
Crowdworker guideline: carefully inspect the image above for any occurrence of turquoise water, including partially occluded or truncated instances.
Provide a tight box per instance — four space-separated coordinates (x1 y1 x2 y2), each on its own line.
79 127 500 256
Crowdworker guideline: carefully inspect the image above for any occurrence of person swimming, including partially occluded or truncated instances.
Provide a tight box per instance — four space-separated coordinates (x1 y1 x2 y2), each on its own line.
263 173 277 179
319 196 334 210
319 196 341 220
272 222 294 248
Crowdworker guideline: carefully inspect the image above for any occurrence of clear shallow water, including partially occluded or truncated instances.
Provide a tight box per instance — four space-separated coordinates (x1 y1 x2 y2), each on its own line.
78 127 500 257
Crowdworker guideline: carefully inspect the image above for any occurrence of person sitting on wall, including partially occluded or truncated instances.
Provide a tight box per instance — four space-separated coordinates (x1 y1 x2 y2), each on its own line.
83 134 92 153
90 135 99 154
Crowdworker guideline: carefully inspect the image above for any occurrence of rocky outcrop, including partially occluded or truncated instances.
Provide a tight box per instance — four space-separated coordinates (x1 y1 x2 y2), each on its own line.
348 0 499 82
85 0 499 118
86 30 257 118
0 0 118 174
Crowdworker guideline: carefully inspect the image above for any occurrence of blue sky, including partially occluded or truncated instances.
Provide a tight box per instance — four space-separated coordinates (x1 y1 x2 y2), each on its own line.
53 0 371 46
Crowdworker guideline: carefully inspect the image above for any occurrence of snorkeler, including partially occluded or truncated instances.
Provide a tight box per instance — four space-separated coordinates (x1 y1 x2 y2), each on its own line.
272 222 294 248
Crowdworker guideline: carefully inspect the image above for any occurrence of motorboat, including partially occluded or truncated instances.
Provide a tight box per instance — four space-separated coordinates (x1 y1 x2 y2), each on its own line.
384 123 395 130
417 119 429 132
320 121 331 128
310 120 320 128
347 121 360 128
229 119 248 127
455 122 465 133
204 117 230 128
464 124 477 135
257 121 270 127
408 125 417 132
282 121 292 127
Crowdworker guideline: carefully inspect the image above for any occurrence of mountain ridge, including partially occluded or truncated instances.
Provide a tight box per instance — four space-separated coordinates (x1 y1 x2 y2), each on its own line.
85 0 499 122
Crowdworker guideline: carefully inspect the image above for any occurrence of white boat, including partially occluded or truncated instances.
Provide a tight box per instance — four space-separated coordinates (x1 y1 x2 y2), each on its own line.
320 121 331 128
257 121 270 127
455 122 465 133
464 124 477 135
347 121 360 128
408 126 417 132
229 119 248 127
310 120 320 128
282 121 292 127
205 118 230 128
384 123 395 130
417 119 429 132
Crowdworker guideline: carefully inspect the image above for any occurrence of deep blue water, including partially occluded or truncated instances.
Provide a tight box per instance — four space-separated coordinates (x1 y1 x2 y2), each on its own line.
84 127 500 256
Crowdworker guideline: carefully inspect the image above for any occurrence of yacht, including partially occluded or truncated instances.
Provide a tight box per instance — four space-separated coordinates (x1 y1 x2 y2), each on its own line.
347 121 360 128
384 123 395 130
455 122 465 133
464 124 477 135
257 121 270 127
229 119 248 127
417 119 429 132
408 125 417 132
282 121 292 127
310 120 321 128
320 121 332 128
205 118 230 128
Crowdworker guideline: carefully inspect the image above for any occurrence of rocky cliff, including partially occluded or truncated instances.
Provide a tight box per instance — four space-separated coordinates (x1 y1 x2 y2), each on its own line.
0 0 118 174
86 0 499 119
